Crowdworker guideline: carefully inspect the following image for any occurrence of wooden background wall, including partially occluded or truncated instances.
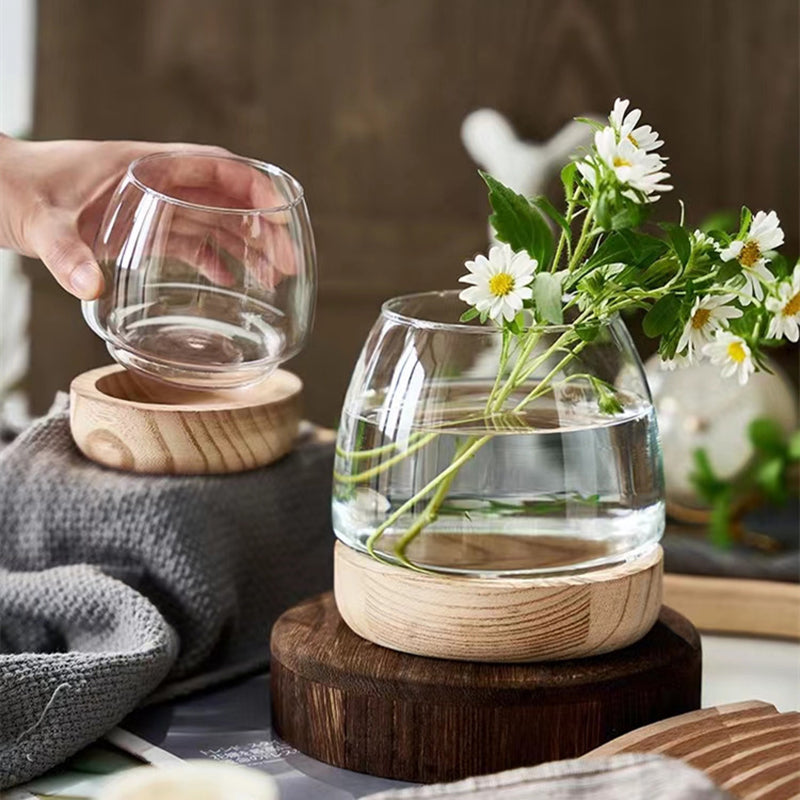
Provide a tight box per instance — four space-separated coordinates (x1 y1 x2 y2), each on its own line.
27 0 799 423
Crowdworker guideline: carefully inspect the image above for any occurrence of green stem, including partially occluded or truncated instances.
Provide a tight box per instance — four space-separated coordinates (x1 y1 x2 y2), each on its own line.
513 339 588 411
550 185 581 272
336 430 429 461
365 434 492 562
392 437 473 571
334 432 438 484
390 329 589 565
566 203 598 274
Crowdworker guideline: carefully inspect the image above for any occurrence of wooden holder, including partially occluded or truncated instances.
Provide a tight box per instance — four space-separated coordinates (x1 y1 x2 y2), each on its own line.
334 541 663 662
70 364 302 475
586 701 800 800
270 593 701 783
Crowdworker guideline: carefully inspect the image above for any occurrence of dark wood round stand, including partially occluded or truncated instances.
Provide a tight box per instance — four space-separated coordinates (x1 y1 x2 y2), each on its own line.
270 592 702 784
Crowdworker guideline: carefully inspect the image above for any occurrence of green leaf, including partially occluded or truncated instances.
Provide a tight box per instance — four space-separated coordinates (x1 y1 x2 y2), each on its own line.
533 195 570 239
576 322 600 342
506 311 525 335
716 261 741 283
748 418 786 456
480 172 553 269
641 256 680 288
608 199 648 231
584 230 667 271
533 272 563 324
662 223 692 267
738 206 752 238
642 295 681 338
756 458 786 504
709 492 734 549
460 307 480 323
589 376 623 415
690 448 727 501
788 430 800 461
561 162 577 198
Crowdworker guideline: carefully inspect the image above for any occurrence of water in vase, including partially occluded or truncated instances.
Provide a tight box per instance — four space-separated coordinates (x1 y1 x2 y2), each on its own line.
333 384 664 576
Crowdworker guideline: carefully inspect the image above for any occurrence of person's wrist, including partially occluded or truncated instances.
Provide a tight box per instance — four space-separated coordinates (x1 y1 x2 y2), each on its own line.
0 136 39 255
0 133 21 251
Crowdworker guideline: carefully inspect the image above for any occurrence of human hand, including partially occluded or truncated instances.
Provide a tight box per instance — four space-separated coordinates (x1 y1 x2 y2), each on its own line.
0 136 294 300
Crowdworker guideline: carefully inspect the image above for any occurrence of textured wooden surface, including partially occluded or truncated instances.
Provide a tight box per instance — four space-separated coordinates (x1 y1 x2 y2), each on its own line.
587 701 800 800
27 0 799 422
334 541 663 661
69 364 301 474
270 592 701 783
664 574 800 641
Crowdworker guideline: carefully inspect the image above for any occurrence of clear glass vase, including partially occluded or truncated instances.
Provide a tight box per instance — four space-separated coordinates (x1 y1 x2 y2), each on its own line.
333 290 665 577
83 152 316 390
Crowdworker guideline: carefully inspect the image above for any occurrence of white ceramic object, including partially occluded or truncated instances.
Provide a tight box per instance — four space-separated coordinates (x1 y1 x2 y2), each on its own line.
645 355 798 504
99 760 279 800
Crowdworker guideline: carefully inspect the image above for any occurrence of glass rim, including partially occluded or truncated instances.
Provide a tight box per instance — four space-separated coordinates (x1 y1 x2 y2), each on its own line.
127 151 305 215
381 290 614 333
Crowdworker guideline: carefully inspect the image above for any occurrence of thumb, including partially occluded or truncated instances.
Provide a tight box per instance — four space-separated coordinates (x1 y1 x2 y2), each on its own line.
31 216 105 300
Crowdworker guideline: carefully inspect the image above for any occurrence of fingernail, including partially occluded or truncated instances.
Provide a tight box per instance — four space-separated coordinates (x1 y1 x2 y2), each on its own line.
70 263 102 298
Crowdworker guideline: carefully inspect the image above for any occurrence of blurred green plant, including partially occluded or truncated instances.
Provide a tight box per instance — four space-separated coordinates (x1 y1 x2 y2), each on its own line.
691 418 800 548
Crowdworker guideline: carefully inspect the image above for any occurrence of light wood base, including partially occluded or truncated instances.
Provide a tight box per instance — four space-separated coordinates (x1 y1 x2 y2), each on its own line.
70 364 302 475
586 701 800 800
334 541 663 662
270 593 700 783
663 573 800 640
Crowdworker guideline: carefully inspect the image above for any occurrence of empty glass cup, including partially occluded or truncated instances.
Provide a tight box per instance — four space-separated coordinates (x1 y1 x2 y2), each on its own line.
83 152 316 389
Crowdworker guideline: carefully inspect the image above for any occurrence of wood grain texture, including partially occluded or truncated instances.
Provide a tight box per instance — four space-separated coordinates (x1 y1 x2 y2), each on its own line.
586 701 800 800
334 540 663 661
27 0 799 422
69 365 301 474
270 592 701 783
664 574 800 641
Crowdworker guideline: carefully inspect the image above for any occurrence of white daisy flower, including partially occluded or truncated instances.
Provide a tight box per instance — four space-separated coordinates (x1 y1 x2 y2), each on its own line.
702 331 755 386
459 243 536 323
719 210 784 303
676 294 743 360
580 126 672 202
609 98 663 152
766 263 800 342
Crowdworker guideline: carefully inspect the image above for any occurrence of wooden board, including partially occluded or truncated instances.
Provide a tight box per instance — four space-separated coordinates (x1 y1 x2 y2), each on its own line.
70 364 302 474
270 592 701 783
664 574 800 641
334 541 663 661
587 701 800 799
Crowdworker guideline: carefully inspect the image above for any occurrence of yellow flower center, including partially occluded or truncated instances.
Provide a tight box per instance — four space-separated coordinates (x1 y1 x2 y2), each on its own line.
739 240 761 268
783 292 800 317
489 272 515 297
726 341 746 364
628 133 639 148
613 156 632 168
691 308 711 329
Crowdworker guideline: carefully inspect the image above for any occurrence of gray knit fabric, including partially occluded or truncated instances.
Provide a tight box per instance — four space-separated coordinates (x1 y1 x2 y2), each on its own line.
366 753 731 799
0 405 335 788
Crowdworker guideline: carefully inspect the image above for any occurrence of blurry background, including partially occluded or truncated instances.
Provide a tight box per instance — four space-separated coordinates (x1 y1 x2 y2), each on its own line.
1 0 798 425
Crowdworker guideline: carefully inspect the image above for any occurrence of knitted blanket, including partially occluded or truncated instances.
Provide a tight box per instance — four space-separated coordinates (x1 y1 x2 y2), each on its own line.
0 403 335 788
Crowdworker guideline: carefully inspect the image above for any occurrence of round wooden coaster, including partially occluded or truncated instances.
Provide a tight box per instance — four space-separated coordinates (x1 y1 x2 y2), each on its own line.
270 593 701 783
334 541 663 662
70 364 302 474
